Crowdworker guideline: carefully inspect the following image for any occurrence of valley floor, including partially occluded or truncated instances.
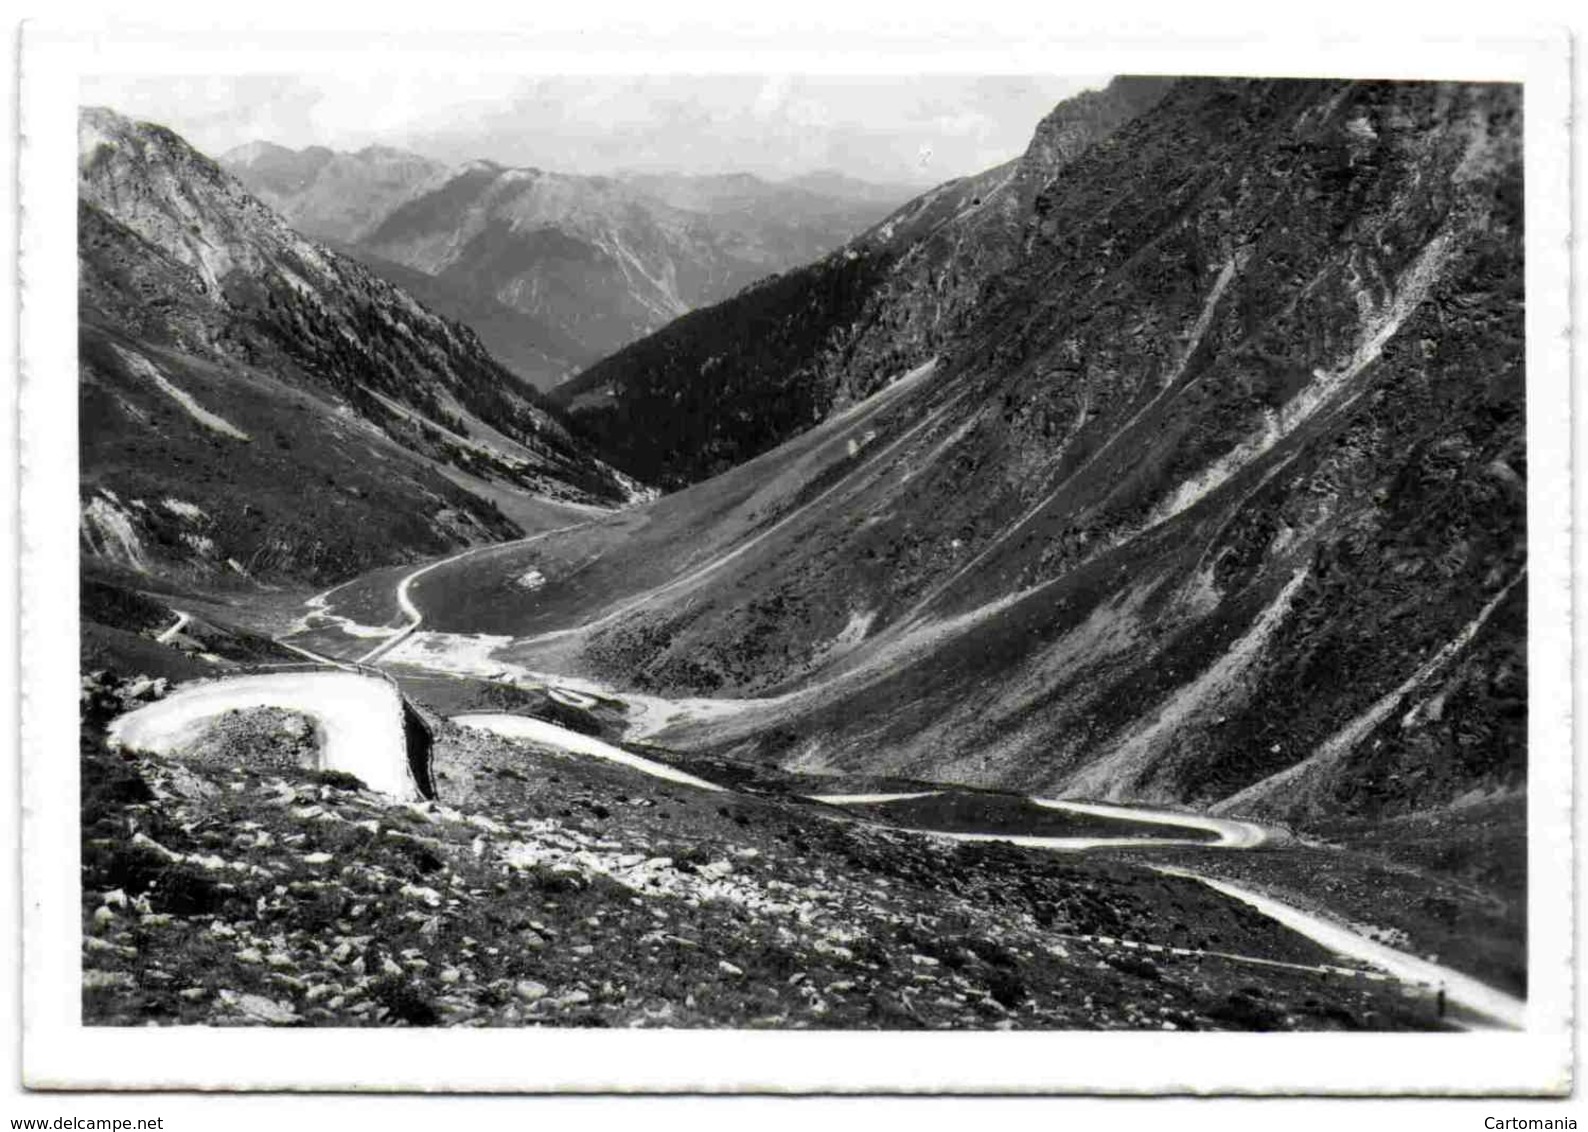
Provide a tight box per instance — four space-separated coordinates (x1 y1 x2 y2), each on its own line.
75 548 1528 1032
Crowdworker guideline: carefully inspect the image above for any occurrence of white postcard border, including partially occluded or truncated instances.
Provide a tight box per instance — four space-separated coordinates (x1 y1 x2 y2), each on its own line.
18 15 1573 1094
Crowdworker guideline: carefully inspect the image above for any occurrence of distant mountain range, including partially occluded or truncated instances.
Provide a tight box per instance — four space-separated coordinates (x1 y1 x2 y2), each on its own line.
220 144 910 389
79 107 645 588
210 140 449 242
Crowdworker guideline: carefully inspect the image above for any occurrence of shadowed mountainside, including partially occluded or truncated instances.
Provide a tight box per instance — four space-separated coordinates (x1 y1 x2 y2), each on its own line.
552 76 1174 488
79 108 643 588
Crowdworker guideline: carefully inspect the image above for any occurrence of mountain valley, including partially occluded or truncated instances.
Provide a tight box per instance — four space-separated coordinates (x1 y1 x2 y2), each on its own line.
75 76 1531 1036
363 78 1526 827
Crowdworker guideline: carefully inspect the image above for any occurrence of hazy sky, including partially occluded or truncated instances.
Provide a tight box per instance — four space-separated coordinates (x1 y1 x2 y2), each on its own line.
81 73 1108 186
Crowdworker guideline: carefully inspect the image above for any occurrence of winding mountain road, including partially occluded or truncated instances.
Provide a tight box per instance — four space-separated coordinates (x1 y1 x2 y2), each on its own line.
354 524 587 665
1153 866 1527 1031
807 793 1270 851
805 791 945 806
809 792 1518 1028
108 657 1525 1031
392 358 953 654
265 551 1525 1031
107 669 420 799
452 712 726 792
1035 798 1269 849
154 610 191 645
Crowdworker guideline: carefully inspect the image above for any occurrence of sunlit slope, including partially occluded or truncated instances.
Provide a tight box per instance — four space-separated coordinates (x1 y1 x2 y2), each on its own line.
403 79 1524 820
406 355 952 640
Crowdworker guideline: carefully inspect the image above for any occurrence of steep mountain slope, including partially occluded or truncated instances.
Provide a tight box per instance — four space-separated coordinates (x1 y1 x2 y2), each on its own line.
319 241 600 392
553 76 1175 489
79 107 641 588
376 77 1524 828
221 143 600 388
615 170 902 271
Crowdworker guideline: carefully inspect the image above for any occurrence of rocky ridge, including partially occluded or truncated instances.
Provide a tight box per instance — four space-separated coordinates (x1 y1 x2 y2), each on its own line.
218 140 449 243
79 107 642 587
551 76 1174 488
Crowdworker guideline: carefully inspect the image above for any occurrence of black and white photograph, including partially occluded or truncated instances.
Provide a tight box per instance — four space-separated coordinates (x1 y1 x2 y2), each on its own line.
10 9 1576 1105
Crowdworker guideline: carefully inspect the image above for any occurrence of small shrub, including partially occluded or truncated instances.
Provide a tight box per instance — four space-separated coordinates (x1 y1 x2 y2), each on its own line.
965 937 1017 969
529 701 603 736
370 976 439 1026
95 844 171 896
984 968 1027 1009
671 845 712 871
151 862 224 916
847 936 892 971
80 740 153 825
1103 952 1160 980
290 888 346 933
394 841 445 876
865 993 926 1030
1207 990 1286 1031
524 866 582 895
744 942 800 981
1299 999 1361 1030
311 769 365 792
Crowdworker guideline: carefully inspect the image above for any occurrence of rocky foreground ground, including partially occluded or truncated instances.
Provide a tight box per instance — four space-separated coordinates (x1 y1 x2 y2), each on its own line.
80 675 1450 1031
